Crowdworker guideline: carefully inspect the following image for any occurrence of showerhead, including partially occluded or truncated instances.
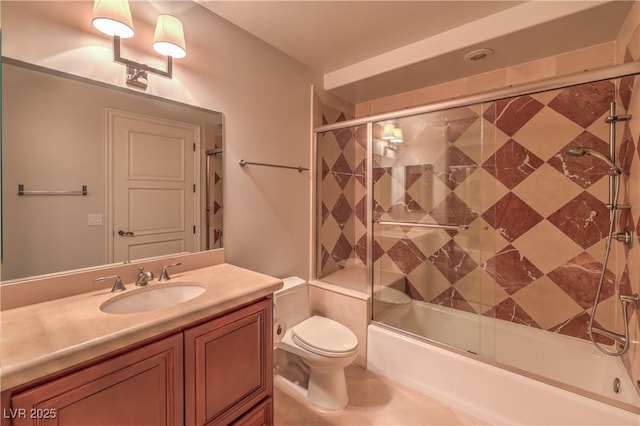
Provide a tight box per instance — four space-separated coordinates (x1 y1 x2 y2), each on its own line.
564 147 621 175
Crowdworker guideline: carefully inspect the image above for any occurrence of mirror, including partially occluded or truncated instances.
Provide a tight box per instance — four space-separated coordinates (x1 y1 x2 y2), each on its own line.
2 59 224 282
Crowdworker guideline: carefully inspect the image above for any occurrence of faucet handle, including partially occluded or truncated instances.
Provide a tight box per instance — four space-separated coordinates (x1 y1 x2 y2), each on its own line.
95 274 126 293
159 262 182 282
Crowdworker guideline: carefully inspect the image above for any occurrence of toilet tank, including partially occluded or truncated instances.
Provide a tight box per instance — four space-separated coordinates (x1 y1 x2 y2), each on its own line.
274 276 309 328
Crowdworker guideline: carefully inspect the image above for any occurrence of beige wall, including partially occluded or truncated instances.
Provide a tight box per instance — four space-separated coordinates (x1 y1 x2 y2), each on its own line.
1 1 320 280
355 41 621 119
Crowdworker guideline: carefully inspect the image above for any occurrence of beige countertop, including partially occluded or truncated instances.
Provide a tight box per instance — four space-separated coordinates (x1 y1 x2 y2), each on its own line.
1 263 283 392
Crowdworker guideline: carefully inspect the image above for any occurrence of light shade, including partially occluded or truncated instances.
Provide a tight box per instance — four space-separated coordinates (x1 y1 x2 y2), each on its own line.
391 128 404 143
153 15 187 59
92 0 134 38
382 123 396 140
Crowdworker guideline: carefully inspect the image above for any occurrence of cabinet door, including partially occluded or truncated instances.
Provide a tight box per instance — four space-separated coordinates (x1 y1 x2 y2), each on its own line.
10 334 183 426
185 299 272 426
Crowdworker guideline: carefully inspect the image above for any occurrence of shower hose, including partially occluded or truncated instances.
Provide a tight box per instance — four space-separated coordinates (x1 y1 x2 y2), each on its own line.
588 172 633 356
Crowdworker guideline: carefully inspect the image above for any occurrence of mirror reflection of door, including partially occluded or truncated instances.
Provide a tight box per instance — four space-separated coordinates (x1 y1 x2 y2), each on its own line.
109 110 200 263
206 151 223 250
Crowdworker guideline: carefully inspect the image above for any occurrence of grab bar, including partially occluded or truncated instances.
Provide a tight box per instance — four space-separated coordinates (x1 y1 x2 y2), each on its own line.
238 159 308 173
376 221 469 231
18 184 88 196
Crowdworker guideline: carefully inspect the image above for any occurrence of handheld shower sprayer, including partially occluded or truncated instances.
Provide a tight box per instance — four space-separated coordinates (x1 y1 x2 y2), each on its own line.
564 147 621 175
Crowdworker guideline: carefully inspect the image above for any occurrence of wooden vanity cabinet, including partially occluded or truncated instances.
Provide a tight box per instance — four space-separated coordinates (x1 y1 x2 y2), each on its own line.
4 297 273 426
185 298 273 426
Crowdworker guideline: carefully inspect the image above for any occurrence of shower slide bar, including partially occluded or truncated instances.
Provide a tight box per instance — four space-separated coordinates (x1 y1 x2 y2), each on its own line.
18 184 88 196
238 159 308 173
377 220 469 231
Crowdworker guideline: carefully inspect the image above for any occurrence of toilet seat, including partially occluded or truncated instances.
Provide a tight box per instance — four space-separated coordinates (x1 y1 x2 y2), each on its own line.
291 316 358 358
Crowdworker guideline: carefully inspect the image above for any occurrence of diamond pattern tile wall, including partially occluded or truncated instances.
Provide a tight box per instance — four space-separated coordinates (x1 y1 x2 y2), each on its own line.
363 80 636 344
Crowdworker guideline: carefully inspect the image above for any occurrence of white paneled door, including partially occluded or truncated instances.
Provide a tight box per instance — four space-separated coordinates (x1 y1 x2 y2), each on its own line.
109 110 200 263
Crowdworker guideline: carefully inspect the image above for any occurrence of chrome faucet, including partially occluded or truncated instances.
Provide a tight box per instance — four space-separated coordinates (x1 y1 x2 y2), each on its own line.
135 267 154 287
159 262 182 282
95 274 126 293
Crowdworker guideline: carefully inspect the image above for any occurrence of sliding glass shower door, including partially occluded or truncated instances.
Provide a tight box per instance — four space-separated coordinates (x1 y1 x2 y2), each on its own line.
371 105 496 355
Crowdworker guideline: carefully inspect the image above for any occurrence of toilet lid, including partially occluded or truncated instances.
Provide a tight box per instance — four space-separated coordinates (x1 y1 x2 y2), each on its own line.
291 316 358 356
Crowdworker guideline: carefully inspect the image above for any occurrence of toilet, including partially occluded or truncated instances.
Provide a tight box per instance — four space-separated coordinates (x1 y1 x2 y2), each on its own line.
273 277 358 410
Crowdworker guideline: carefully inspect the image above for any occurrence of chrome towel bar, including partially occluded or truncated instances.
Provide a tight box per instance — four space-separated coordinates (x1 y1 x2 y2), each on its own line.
238 159 308 173
376 220 469 231
18 184 88 196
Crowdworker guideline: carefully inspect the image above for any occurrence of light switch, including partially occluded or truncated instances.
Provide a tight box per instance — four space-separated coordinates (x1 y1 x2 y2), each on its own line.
88 213 103 226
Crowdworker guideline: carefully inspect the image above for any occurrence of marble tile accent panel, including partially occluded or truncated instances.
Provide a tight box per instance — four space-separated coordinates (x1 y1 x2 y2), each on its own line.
511 276 584 330
619 123 636 176
371 239 386 264
332 153 354 190
547 131 611 188
483 95 545 136
320 202 330 225
335 127 354 150
481 245 543 295
551 311 610 344
482 138 544 189
355 158 367 187
547 80 615 128
547 252 616 310
428 239 478 284
429 192 479 231
373 166 391 183
432 145 478 189
386 239 427 274
546 191 611 249
354 234 367 265
355 196 367 226
620 73 635 112
483 297 539 327
481 192 544 243
331 193 354 229
331 234 354 265
430 287 476 313
405 278 426 301
437 107 480 143
618 266 634 302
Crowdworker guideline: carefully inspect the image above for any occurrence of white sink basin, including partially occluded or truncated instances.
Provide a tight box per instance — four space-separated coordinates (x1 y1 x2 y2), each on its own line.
100 282 206 314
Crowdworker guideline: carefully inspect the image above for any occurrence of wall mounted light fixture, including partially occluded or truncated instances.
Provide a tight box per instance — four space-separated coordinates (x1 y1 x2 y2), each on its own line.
382 123 403 144
92 0 187 90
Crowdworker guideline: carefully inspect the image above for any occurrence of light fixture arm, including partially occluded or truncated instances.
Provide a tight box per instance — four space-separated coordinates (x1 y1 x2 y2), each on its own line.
113 35 173 79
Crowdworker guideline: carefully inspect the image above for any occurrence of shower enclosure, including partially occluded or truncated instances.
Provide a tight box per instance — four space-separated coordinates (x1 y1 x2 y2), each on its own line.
315 64 640 410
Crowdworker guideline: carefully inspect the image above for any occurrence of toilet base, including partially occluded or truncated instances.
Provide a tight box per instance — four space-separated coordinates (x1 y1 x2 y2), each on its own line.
307 366 349 410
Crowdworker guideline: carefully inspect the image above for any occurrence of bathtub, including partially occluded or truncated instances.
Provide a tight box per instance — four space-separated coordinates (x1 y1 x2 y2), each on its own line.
370 300 640 425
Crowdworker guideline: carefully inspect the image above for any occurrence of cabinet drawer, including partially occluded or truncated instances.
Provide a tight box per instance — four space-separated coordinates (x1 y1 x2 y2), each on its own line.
185 299 272 426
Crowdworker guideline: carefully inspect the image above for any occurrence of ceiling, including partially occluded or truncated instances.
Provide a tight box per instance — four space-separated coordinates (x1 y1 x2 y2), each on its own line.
199 1 633 104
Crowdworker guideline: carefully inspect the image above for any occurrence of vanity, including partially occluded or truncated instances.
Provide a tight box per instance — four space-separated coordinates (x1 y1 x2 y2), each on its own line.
0 254 282 426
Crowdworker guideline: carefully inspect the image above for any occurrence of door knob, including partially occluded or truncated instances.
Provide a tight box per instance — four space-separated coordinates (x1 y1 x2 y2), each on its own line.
118 230 134 237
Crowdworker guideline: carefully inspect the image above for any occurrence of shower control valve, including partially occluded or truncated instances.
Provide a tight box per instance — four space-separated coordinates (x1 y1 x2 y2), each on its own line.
613 228 633 249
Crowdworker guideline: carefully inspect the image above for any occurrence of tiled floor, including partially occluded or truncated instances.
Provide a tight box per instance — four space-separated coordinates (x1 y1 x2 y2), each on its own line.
274 365 489 425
